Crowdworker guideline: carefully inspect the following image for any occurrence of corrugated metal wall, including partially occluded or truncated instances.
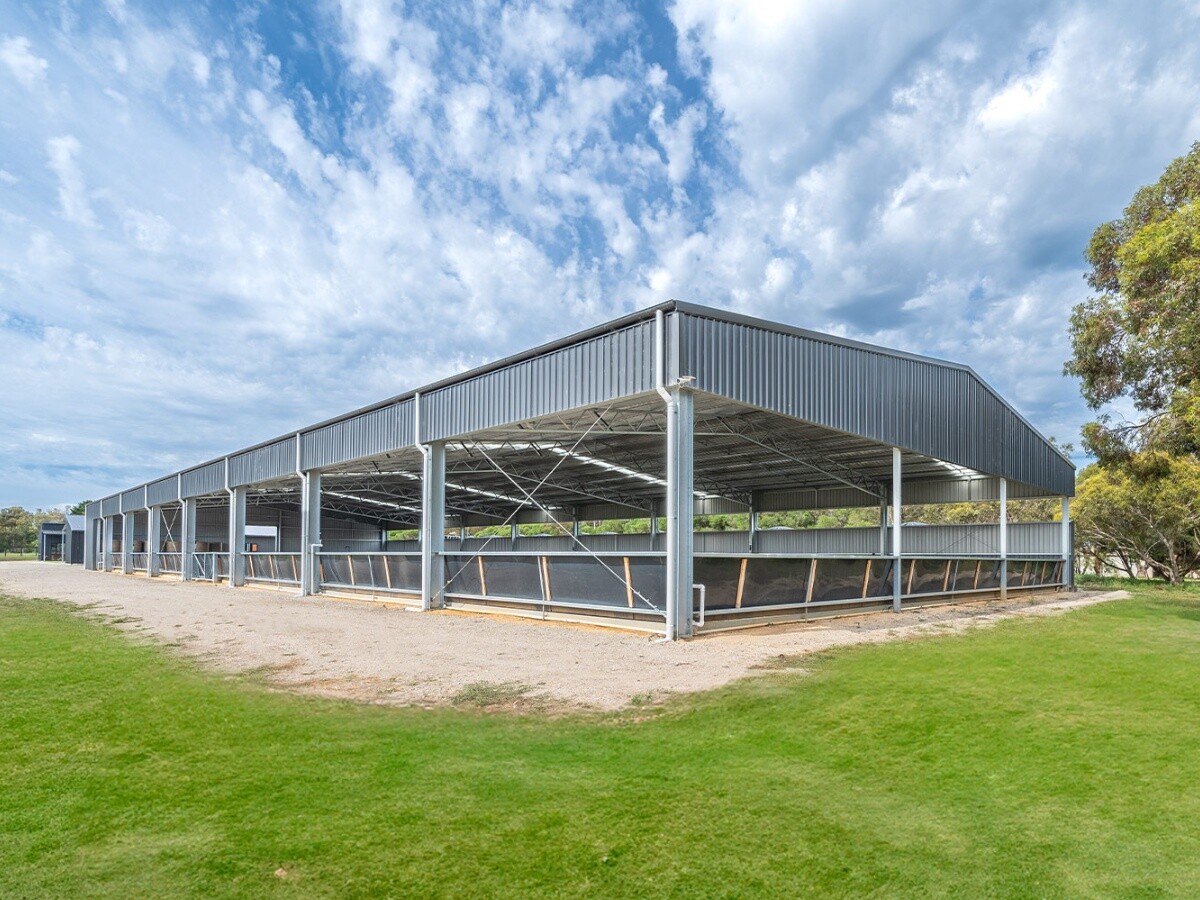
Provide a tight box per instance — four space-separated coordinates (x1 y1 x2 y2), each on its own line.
181 460 227 498
676 312 1075 496
302 399 414 470
120 486 146 510
146 477 178 507
230 437 297 486
422 320 656 441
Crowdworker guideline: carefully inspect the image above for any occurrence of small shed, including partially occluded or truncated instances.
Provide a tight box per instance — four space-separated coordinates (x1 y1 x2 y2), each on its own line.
37 521 65 561
63 515 85 564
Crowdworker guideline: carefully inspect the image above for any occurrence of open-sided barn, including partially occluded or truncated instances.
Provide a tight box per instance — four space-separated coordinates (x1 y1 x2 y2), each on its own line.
85 302 1074 638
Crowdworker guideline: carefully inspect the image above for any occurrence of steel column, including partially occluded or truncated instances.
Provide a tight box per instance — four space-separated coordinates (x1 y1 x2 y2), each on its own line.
228 486 247 586
879 494 887 556
105 516 116 571
181 498 196 581
421 442 446 609
999 478 1008 599
891 447 902 612
122 512 136 574
1061 496 1071 588
84 518 95 570
147 506 161 577
665 386 694 639
300 472 322 595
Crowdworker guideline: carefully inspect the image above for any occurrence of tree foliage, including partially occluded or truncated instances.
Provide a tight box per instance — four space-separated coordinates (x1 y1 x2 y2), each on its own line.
1073 454 1200 584
1066 141 1200 459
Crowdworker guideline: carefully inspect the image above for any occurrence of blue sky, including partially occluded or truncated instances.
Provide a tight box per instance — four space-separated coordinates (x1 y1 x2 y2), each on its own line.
2 0 1199 509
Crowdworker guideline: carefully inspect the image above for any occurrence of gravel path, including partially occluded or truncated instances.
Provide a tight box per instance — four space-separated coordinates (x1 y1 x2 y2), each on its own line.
1 562 1126 711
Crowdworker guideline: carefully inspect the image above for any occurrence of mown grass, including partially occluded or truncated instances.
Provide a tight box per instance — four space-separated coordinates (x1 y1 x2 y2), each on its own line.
2 590 1200 897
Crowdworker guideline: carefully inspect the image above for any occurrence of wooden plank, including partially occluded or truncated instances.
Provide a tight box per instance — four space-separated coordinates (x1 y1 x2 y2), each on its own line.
384 555 393 589
906 559 916 595
478 555 488 596
735 557 749 608
942 559 953 592
348 555 356 586
623 556 634 608
540 555 552 602
973 559 982 589
805 558 817 605
861 559 871 599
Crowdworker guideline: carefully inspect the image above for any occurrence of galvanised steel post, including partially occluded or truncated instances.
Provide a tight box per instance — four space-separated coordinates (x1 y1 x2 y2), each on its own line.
1061 496 1071 589
123 511 136 575
892 447 902 613
999 478 1008 600
228 486 247 587
879 493 888 557
665 385 695 640
105 516 116 571
147 506 161 577
420 442 446 610
300 472 322 595
181 498 196 582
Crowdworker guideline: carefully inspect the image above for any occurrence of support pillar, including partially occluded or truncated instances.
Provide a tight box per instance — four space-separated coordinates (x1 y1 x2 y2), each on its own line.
891 447 902 612
748 499 759 553
1061 495 1072 589
300 472 321 596
123 512 136 574
181 498 196 581
105 516 116 571
879 493 888 556
228 486 246 587
147 507 161 577
420 442 446 610
999 477 1008 599
665 386 695 640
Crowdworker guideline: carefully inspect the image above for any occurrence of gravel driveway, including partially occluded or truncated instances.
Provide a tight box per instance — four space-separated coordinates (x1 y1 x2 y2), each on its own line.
1 562 1124 711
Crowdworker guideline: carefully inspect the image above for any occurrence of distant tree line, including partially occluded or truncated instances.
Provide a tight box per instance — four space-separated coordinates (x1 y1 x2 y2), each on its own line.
0 502 90 555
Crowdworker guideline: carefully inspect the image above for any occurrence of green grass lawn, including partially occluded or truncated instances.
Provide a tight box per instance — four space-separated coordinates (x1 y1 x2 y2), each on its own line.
0 551 37 561
3 591 1200 898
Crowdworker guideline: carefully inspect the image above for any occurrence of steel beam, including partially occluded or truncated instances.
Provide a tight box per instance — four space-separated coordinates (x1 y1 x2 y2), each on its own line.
1062 495 1071 588
123 512 136 575
228 486 247 587
420 442 446 609
147 506 161 577
891 447 902 613
665 387 694 640
999 478 1008 599
300 472 322 595
181 499 196 581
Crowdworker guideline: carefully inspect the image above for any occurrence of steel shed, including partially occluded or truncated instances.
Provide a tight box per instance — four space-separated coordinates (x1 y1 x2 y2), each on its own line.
85 301 1075 638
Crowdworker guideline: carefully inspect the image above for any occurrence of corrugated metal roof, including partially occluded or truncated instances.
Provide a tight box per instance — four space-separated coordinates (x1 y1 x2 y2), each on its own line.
93 301 1074 517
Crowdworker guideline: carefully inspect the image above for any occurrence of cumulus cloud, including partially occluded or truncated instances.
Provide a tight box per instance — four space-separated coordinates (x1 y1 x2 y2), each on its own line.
45 136 96 227
0 35 47 88
1 0 1198 506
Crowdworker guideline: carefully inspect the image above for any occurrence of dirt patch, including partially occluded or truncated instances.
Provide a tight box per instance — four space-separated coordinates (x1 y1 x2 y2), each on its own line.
0 562 1126 711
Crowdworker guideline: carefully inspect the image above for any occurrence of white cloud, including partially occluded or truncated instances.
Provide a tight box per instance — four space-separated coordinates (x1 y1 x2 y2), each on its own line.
0 35 47 88
3 0 1200 507
45 136 96 227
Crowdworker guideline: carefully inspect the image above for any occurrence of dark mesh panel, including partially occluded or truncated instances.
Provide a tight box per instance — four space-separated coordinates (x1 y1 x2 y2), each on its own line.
740 557 811 607
975 560 1001 589
865 558 893 598
693 557 743 610
810 558 868 603
444 555 485 596
387 555 422 591
627 557 666 610
546 556 631 608
910 558 952 595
